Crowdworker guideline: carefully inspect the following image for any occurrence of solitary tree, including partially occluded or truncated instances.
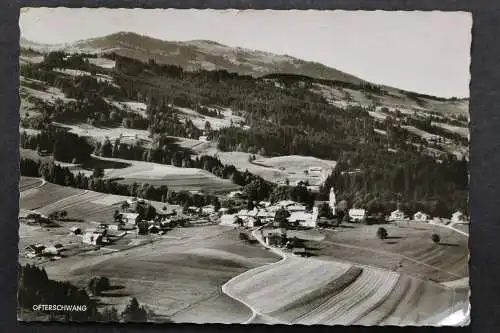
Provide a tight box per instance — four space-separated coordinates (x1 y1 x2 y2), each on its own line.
275 207 291 228
121 201 130 212
377 227 388 240
121 297 147 322
431 233 441 244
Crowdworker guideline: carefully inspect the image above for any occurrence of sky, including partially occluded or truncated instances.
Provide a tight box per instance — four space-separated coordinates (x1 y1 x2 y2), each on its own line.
20 8 472 98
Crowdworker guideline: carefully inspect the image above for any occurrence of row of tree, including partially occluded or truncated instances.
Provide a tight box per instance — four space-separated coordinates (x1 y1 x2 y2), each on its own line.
18 264 151 322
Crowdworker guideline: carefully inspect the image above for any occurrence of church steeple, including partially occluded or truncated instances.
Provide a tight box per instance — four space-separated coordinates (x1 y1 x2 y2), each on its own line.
329 187 336 216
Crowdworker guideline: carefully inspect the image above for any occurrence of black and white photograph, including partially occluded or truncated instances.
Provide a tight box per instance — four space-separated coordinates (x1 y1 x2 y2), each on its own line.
17 8 471 325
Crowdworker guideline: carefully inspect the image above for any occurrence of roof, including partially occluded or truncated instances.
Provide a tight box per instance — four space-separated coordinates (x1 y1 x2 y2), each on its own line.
289 211 313 222
349 208 366 215
277 200 297 207
121 213 139 219
414 211 428 216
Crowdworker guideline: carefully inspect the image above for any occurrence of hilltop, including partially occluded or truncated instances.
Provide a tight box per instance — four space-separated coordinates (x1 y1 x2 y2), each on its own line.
21 32 372 86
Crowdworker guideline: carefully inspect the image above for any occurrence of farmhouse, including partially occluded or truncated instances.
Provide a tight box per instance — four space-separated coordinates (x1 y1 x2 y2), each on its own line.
69 226 82 235
389 209 406 221
26 244 46 255
258 201 271 208
413 211 430 222
82 232 104 246
42 246 59 256
120 213 140 225
348 208 366 222
277 200 298 208
201 205 216 215
220 214 237 226
288 207 318 228
227 191 243 199
287 204 307 212
451 211 467 223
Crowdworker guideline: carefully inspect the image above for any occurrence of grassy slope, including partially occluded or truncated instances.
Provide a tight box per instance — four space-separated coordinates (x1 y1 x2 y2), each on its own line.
306 222 468 283
40 225 280 323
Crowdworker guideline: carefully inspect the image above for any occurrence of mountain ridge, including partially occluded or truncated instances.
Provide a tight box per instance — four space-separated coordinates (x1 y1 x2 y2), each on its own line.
20 32 468 101
20 32 372 87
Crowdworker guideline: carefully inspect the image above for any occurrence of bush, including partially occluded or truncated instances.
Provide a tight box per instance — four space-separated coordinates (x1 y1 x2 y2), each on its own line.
431 233 441 244
88 276 111 296
376 227 388 240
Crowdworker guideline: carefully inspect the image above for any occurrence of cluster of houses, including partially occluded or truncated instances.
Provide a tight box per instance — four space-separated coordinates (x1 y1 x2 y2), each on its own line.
222 187 469 230
24 243 63 260
346 207 468 224
221 200 320 229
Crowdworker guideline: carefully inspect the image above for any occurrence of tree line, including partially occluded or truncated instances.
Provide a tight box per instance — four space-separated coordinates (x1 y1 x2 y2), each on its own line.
18 264 154 322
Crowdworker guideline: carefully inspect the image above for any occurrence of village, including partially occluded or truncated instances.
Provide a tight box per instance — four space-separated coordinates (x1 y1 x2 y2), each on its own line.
19 177 469 263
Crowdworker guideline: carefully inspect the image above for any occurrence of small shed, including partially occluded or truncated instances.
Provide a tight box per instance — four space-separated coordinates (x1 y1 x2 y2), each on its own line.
69 226 82 235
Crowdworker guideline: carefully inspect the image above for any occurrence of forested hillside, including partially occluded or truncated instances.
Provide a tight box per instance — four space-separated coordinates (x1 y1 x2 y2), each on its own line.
19 47 469 217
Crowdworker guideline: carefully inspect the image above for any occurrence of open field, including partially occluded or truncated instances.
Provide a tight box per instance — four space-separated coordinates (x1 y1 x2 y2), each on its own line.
223 246 462 325
96 155 241 194
306 222 468 283
52 122 152 146
175 106 245 131
39 225 280 323
252 155 336 186
20 177 178 223
432 122 469 138
19 177 43 192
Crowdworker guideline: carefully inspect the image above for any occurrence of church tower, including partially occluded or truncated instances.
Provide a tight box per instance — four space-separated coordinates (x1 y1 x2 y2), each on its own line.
329 187 336 216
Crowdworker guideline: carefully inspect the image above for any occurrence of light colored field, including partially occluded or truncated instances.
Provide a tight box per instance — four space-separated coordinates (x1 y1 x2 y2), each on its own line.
20 177 178 223
52 122 152 146
252 155 336 186
95 155 241 194
220 225 467 325
41 225 280 323
20 85 75 104
20 181 83 210
87 57 116 69
401 125 436 140
223 251 460 325
431 122 469 138
19 177 43 192
308 222 469 283
175 106 245 131
109 100 148 117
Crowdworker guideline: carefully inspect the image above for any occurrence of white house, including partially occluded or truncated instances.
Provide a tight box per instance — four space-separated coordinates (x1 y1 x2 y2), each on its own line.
348 209 366 222
227 191 243 199
413 211 429 222
82 232 103 246
287 204 307 212
220 214 237 226
451 211 467 223
108 224 119 231
289 207 318 228
276 200 297 208
389 209 406 221
69 226 82 235
258 201 272 208
201 205 216 215
42 246 59 256
121 213 140 225
198 136 208 142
